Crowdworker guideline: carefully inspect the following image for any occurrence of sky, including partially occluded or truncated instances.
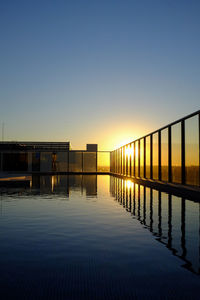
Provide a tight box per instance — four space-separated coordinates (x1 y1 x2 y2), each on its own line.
0 0 200 150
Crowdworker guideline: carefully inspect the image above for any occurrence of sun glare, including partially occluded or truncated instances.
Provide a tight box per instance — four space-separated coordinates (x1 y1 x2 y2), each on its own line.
125 180 133 190
125 145 132 157
124 143 134 160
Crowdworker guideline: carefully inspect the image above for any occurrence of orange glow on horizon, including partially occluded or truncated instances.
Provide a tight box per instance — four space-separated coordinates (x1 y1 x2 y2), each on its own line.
115 138 134 150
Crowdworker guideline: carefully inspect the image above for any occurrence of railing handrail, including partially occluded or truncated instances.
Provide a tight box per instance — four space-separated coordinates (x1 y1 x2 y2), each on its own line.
113 109 200 151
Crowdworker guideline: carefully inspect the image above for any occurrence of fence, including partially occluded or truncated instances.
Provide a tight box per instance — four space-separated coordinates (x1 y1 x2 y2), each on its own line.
0 151 110 173
110 110 200 187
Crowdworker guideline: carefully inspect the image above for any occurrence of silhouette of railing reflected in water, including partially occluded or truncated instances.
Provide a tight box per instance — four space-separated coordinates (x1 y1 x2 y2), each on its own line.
110 176 200 275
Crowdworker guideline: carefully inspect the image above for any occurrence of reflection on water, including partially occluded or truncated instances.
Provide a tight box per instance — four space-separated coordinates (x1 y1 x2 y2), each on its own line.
0 175 200 299
1 174 199 276
110 176 200 275
1 174 199 275
0 175 98 199
31 175 97 197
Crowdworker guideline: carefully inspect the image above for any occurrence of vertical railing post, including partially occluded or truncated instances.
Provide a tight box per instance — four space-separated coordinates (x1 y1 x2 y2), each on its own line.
115 150 118 173
114 150 115 173
96 151 98 173
110 152 111 173
144 137 146 178
116 149 118 174
133 142 135 177
121 149 122 175
199 113 200 187
138 140 140 178
112 150 114 174
126 147 128 176
130 144 132 177
122 147 124 175
109 152 111 173
158 130 161 181
113 151 115 174
119 149 120 174
113 151 114 173
115 150 117 174
124 146 126 175
122 146 124 175
168 126 172 183
117 149 119 174
181 120 185 185
128 144 131 177
150 134 153 179
115 150 116 174
116 150 118 174
113 151 115 173
121 148 122 175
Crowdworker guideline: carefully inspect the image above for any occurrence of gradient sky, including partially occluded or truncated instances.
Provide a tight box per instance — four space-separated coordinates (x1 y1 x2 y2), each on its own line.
0 0 200 150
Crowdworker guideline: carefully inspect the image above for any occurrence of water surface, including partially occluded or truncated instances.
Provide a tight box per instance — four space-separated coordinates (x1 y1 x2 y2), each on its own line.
0 175 199 299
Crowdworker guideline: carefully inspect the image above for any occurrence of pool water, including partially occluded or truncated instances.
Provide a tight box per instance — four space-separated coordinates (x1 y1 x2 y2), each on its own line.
0 175 199 299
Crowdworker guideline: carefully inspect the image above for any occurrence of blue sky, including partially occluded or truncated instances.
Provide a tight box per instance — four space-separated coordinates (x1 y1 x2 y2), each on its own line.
0 0 200 150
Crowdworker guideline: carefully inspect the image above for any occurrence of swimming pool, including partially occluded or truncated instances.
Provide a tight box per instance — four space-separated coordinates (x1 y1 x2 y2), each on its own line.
0 175 199 299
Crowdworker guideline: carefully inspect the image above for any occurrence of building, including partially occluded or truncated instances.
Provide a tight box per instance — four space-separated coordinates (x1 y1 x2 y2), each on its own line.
86 144 98 152
0 141 101 173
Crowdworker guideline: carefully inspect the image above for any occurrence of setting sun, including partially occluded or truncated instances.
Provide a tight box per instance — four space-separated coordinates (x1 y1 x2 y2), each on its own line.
125 145 131 157
125 179 134 190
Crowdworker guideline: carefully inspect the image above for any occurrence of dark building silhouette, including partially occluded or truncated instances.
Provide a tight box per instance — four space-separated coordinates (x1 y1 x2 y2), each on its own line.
86 144 98 152
0 142 110 174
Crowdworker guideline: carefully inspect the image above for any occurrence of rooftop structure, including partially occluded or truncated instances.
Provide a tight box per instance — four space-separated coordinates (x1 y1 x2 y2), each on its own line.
0 142 110 174
0 141 71 152
86 144 98 152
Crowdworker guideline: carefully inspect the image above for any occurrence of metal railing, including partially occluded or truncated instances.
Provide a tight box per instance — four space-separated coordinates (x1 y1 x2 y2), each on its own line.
110 110 200 187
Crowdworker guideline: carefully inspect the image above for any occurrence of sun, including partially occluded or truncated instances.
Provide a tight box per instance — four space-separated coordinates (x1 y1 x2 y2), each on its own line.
125 180 133 190
125 144 134 159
